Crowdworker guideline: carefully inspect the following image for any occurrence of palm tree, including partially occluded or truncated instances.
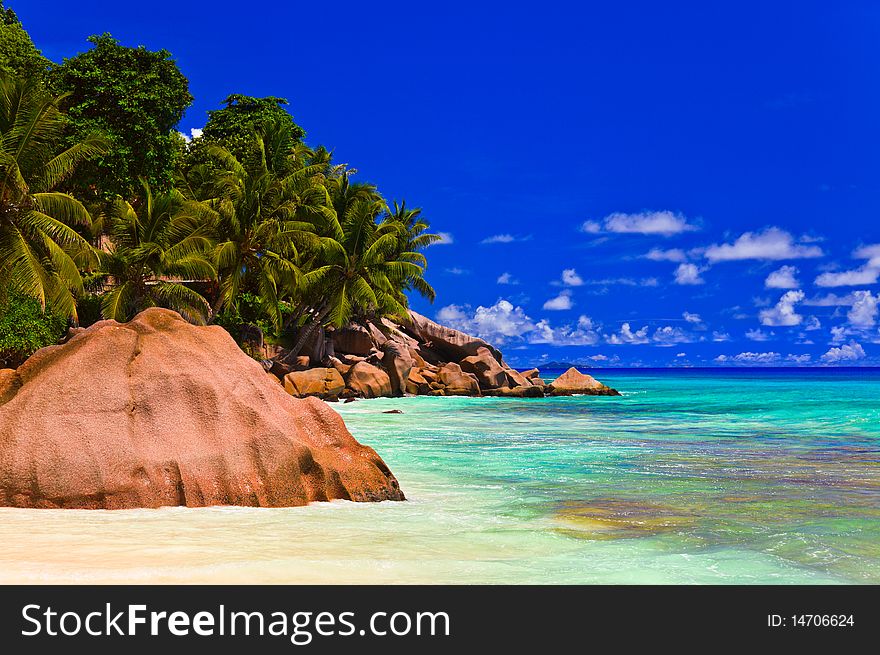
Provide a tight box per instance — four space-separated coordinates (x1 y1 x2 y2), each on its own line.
182 120 330 331
384 200 440 302
285 194 434 359
98 180 215 324
0 72 106 319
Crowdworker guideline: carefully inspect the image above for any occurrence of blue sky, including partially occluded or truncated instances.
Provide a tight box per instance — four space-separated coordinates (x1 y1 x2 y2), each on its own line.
19 0 880 367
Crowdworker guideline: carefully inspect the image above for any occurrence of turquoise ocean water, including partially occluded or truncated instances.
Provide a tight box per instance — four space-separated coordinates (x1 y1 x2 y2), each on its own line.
331 368 880 584
0 368 877 584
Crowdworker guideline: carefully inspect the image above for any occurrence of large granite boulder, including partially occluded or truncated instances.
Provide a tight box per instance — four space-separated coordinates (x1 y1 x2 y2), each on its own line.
345 361 393 398
331 325 373 356
548 367 620 396
283 368 345 399
437 362 481 396
460 346 508 389
404 311 504 363
381 342 414 396
0 308 404 509
405 368 431 395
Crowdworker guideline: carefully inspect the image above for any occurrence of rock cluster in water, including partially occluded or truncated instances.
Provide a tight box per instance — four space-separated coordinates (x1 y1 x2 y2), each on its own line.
0 308 404 509
273 311 620 400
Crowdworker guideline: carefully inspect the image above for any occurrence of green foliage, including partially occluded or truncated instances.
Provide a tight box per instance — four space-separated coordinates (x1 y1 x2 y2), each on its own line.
178 120 328 331
0 2 49 81
0 289 67 367
97 180 215 324
0 71 107 319
196 94 305 172
52 34 193 198
74 293 103 327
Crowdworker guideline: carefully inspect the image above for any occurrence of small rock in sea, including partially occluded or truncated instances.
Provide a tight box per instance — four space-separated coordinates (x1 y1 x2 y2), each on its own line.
382 409 404 414
344 397 359 403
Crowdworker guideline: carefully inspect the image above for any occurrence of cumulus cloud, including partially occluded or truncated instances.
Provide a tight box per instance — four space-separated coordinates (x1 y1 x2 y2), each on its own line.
674 263 705 285
436 300 535 344
830 325 848 343
746 328 774 341
644 248 687 262
481 234 530 244
814 267 880 287
803 293 856 307
759 290 805 327
607 323 650 344
582 210 698 236
496 272 516 285
683 311 702 324
704 228 823 262
653 326 692 345
821 340 866 363
712 331 731 342
847 290 879 327
560 268 584 286
530 315 600 346
853 243 880 265
543 290 574 310
804 316 822 331
764 265 800 289
178 127 204 143
715 351 782 364
786 353 812 364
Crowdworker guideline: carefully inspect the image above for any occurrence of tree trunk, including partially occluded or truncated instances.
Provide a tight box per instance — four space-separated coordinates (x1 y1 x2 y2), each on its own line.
281 303 331 363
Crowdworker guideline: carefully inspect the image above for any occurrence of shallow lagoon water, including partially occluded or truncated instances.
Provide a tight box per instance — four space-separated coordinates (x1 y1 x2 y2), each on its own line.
1 369 878 584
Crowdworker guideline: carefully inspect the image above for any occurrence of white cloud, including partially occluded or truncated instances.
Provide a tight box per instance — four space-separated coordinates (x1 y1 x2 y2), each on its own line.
178 127 204 143
676 352 687 357
786 354 812 364
821 340 866 363
704 228 823 262
853 243 880 266
683 311 702 324
804 316 822 331
445 267 469 275
436 300 535 344
530 315 600 346
582 210 698 236
803 293 856 307
759 290 805 327
715 351 782 364
746 328 774 341
481 234 530 244
674 263 705 285
712 331 731 342
433 232 454 245
830 325 848 343
644 248 687 262
653 326 692 345
607 323 650 344
847 290 879 327
496 272 516 284
561 268 584 286
814 267 879 287
764 265 800 289
543 290 573 311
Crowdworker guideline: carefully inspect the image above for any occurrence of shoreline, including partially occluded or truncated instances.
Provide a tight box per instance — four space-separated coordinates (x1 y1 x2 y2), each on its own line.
3 370 876 584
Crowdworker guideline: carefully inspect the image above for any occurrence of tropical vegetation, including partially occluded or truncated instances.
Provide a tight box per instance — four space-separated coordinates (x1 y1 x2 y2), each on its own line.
0 5 439 363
